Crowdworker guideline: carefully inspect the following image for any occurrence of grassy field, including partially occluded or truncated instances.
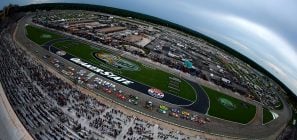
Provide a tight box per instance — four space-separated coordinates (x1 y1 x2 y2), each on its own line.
203 86 256 124
25 25 198 102
52 40 196 101
263 108 274 124
25 25 63 45
26 24 262 123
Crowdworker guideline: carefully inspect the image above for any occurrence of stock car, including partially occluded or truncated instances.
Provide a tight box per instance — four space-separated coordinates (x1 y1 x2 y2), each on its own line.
128 95 139 105
116 93 126 100
148 88 164 99
145 101 153 110
159 105 169 114
67 66 75 71
169 112 179 118
171 108 181 114
103 87 112 94
181 111 191 120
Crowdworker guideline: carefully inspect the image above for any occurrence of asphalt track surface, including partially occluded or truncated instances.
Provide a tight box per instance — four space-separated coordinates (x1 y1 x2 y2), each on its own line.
41 38 210 113
16 16 293 139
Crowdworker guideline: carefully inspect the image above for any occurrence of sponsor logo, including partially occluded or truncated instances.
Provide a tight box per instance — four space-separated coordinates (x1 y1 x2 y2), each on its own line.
41 34 52 38
70 58 134 85
148 88 164 99
94 52 139 71
217 98 236 110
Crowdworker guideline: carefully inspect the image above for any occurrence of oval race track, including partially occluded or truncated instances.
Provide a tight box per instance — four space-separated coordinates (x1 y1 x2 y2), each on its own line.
41 38 210 114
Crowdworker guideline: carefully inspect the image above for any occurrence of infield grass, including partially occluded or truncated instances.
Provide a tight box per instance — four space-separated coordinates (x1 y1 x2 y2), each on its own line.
25 25 63 45
263 108 274 124
26 24 261 124
53 40 197 101
203 86 256 124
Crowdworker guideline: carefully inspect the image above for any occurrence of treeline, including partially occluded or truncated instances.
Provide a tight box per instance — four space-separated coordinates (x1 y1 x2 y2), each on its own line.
19 3 296 99
1 4 20 21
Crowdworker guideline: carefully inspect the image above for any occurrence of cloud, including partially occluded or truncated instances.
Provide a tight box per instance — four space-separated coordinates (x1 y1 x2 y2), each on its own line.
184 10 297 93
265 61 287 77
29 0 53 4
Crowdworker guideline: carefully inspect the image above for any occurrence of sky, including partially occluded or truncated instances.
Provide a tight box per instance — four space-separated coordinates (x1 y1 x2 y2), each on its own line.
1 0 297 95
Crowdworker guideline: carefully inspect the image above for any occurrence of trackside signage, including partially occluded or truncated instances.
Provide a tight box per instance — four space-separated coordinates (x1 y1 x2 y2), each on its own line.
70 58 134 85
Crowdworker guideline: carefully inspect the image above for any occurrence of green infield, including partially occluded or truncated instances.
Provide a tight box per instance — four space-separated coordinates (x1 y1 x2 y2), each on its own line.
24 26 198 101
263 108 274 124
203 86 256 124
25 25 63 45
51 40 196 101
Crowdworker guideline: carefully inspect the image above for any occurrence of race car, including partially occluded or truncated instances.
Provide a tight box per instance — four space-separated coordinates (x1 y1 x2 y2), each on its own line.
148 88 164 98
116 93 126 100
103 87 112 94
145 101 153 110
171 108 181 114
169 112 179 118
159 105 168 114
181 111 190 116
128 95 139 105
181 111 191 120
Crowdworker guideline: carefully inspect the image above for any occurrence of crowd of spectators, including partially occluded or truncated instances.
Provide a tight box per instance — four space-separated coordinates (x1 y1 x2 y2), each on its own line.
0 26 206 139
